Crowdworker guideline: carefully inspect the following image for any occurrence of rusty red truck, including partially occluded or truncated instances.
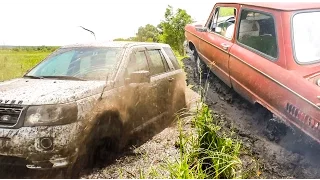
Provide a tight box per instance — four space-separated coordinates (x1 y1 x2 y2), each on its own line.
185 2 320 143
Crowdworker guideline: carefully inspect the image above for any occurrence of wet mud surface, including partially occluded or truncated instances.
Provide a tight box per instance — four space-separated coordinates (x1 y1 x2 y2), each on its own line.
1 57 320 178
183 57 320 178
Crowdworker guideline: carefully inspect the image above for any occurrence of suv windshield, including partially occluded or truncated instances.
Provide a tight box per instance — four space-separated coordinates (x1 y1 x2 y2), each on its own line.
26 47 124 81
293 11 320 64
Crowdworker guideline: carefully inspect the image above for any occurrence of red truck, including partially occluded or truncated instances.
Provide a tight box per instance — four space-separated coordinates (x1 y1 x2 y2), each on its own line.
185 2 320 143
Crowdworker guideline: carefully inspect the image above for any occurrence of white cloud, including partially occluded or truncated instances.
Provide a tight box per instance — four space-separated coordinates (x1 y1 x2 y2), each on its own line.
0 0 214 46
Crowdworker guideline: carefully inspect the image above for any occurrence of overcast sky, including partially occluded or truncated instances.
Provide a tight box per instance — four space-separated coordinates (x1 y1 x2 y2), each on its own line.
0 0 216 46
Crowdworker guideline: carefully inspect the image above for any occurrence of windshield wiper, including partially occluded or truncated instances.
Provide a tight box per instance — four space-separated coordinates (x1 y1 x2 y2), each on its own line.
24 75 85 81
23 75 44 79
40 76 86 81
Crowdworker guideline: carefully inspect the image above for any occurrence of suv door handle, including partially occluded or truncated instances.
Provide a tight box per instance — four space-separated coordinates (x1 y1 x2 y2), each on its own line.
168 77 174 82
221 43 231 50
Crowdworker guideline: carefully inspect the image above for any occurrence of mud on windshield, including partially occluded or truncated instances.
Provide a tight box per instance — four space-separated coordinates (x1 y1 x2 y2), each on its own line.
26 47 124 81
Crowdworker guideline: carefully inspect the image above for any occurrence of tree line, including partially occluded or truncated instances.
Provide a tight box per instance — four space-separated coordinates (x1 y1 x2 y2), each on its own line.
114 5 193 56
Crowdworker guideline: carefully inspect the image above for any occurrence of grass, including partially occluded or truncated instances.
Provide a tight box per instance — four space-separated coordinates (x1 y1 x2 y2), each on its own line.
166 104 242 179
174 50 188 69
149 56 244 179
0 49 52 81
219 7 235 17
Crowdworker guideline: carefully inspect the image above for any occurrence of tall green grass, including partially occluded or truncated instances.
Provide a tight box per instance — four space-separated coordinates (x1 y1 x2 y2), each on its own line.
163 56 242 179
167 104 242 179
0 50 52 81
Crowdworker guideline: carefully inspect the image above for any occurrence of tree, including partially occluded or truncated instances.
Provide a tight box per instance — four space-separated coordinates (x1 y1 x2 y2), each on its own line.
158 5 193 55
136 24 159 42
113 37 137 41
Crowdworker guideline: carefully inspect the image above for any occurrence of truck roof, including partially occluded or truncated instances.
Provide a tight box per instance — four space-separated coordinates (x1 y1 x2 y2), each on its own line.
61 41 170 49
220 2 320 11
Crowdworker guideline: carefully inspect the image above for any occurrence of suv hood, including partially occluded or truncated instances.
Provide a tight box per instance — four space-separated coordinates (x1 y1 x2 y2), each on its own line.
0 78 106 105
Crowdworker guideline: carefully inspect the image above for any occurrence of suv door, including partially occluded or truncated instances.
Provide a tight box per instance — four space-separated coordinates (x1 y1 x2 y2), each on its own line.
199 5 239 87
162 46 187 114
124 47 153 129
145 47 171 120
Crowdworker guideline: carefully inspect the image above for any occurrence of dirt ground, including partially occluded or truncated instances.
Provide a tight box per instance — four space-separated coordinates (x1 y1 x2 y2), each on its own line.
183 57 320 178
81 57 320 179
2 57 320 178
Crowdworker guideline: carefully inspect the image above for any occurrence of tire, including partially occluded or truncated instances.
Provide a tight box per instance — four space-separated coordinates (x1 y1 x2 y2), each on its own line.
191 48 208 83
63 135 97 178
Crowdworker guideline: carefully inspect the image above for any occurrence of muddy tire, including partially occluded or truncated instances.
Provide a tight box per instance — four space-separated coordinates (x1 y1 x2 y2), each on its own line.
189 46 208 81
197 57 209 79
62 139 96 178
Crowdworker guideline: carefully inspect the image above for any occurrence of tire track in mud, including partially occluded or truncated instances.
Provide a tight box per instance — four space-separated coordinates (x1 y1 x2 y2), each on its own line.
183 57 320 178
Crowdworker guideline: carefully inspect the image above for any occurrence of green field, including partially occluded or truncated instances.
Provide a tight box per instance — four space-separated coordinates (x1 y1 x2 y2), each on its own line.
0 50 52 81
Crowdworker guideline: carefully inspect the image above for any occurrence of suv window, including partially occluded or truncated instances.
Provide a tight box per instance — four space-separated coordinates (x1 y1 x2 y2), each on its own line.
237 9 278 58
163 47 181 69
148 50 168 75
126 51 149 76
208 7 236 39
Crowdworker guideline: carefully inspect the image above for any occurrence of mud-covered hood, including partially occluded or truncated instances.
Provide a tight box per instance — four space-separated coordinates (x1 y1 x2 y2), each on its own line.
0 78 106 105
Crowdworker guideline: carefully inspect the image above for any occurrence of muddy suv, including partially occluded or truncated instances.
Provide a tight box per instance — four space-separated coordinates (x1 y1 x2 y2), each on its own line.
185 3 320 143
0 41 186 175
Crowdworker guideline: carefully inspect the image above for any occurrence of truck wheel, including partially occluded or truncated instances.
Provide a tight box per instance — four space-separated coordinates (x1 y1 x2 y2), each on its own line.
189 47 198 62
195 56 209 82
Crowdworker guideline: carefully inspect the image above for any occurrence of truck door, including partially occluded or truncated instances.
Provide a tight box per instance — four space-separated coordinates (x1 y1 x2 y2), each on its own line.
198 4 239 87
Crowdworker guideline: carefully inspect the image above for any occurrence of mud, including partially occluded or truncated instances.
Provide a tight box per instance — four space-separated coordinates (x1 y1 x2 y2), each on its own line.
2 57 320 178
184 57 320 178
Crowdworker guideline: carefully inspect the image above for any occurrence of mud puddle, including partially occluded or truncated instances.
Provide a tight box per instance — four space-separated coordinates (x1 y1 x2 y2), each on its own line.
184 57 320 178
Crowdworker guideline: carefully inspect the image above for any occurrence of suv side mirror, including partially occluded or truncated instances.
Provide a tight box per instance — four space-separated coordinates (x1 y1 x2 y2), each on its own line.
126 70 150 84
195 26 207 32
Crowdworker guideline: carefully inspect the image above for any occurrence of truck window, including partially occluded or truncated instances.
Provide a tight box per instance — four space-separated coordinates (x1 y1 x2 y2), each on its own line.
237 9 278 58
163 47 181 69
148 50 168 76
208 6 236 39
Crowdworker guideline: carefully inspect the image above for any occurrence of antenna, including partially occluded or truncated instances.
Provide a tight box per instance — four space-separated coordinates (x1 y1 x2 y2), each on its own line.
79 26 96 40
99 73 110 100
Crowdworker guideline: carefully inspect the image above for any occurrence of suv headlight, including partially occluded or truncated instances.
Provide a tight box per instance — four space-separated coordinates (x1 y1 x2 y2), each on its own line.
24 103 78 127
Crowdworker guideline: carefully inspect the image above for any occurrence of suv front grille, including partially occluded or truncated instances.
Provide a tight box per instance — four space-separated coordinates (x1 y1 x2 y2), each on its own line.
0 106 23 126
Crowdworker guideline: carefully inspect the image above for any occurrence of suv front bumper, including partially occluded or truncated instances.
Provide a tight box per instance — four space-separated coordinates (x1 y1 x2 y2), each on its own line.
0 122 84 169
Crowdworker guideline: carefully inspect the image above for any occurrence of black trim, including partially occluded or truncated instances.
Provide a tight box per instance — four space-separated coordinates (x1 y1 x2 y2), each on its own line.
291 9 320 65
235 7 279 61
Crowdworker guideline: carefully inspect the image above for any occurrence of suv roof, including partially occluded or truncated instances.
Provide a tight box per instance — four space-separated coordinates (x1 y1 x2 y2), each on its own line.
61 41 171 49
219 2 320 11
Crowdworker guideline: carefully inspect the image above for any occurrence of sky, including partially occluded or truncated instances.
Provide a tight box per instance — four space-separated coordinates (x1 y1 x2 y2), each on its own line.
0 0 216 46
